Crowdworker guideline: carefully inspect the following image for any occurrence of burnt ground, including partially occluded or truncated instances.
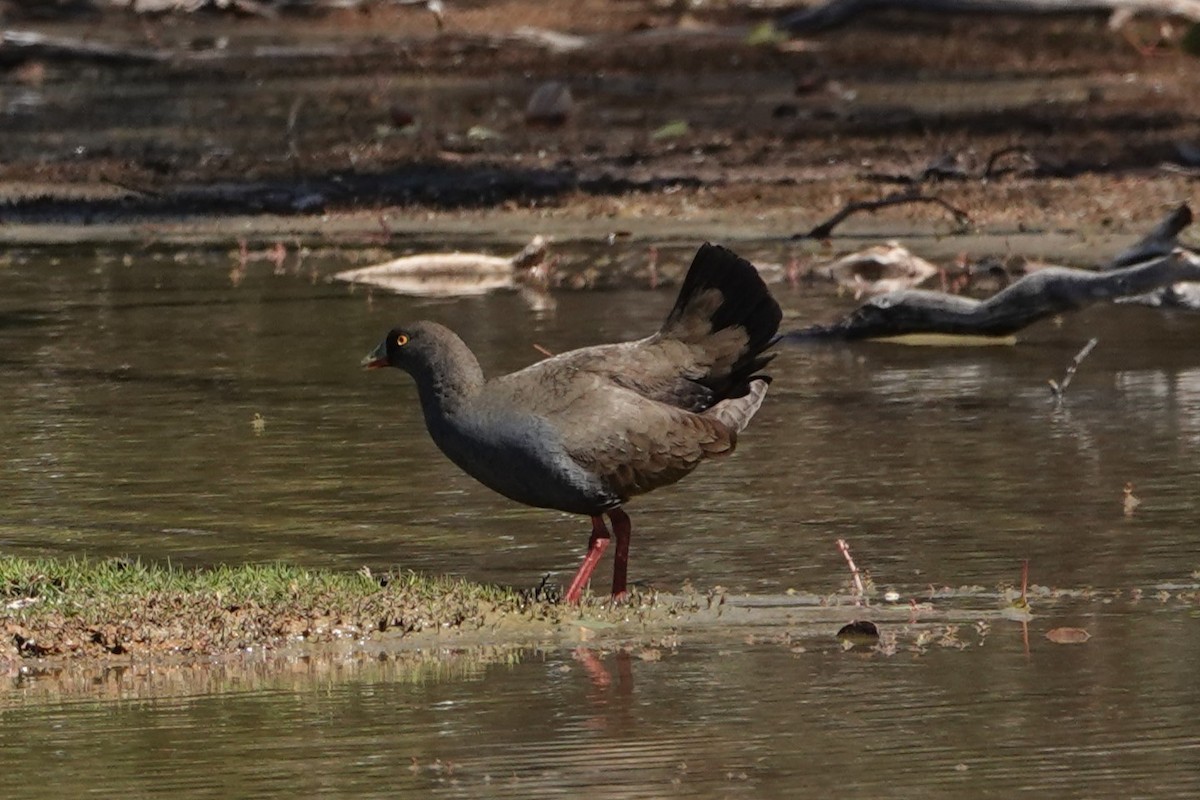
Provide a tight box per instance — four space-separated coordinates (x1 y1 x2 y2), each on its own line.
0 1 1197 243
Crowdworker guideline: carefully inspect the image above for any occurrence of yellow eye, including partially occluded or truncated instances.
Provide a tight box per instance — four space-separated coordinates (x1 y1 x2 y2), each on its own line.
395 333 410 347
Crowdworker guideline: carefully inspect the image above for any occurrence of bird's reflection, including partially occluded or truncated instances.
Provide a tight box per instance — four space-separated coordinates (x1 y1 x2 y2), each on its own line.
572 647 635 730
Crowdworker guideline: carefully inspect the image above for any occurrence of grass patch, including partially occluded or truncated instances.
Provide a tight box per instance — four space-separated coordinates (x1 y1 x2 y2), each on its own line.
1 557 548 661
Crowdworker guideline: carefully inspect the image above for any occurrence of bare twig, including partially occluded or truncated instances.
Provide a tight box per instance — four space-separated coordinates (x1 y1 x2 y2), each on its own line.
1049 337 1099 402
862 152 970 186
836 538 867 606
532 343 555 357
983 145 1034 179
99 174 161 198
796 191 971 240
1020 559 1029 606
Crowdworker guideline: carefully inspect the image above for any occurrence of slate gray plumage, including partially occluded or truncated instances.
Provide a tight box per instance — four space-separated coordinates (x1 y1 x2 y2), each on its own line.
364 242 781 602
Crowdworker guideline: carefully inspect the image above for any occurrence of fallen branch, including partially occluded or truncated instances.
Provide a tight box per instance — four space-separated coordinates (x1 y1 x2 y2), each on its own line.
1049 337 1099 402
862 153 971 186
785 249 1200 341
795 191 972 240
1105 203 1192 269
0 29 169 65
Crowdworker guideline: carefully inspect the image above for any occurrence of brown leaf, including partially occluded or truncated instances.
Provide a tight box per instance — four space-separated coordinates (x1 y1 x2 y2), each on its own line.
1045 627 1091 644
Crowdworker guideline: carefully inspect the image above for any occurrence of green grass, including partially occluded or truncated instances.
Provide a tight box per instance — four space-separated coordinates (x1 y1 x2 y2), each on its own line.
1 557 509 606
0 556 542 661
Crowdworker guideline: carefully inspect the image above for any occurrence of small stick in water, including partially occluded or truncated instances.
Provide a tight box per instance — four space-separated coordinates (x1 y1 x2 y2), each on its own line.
836 538 867 606
1049 337 1099 403
1020 558 1029 607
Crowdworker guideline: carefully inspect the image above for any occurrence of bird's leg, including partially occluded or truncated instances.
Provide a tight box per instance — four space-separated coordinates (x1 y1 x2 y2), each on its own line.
608 508 632 601
564 515 611 604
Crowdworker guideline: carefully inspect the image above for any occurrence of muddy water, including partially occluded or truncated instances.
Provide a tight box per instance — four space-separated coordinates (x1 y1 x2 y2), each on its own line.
3 240 1200 797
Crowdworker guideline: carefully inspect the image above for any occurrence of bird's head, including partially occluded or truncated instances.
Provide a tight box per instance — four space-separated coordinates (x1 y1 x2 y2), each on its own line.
361 321 478 382
362 325 421 371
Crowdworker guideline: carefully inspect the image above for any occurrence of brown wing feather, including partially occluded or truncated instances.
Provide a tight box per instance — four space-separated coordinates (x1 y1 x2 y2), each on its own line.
590 408 735 501
489 362 737 502
513 339 733 413
541 375 736 502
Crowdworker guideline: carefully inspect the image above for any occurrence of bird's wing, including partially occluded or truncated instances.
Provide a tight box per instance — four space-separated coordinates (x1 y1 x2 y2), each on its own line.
487 364 735 501
511 339 737 413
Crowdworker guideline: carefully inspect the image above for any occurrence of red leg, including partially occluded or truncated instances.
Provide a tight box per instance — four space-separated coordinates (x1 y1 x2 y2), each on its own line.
565 516 611 604
609 508 631 601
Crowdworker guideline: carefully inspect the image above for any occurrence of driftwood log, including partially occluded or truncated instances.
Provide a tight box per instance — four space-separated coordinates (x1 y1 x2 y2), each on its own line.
784 249 1200 341
1102 204 1200 310
778 0 1200 34
786 204 1196 341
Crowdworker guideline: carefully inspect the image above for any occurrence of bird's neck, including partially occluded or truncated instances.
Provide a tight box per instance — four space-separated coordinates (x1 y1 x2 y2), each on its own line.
411 335 485 419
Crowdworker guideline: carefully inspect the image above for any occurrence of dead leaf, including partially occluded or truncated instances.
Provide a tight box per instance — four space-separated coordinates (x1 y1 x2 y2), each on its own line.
1045 627 1091 644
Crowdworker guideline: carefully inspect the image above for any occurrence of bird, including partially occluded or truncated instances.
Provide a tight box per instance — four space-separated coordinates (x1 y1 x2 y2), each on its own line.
362 243 782 603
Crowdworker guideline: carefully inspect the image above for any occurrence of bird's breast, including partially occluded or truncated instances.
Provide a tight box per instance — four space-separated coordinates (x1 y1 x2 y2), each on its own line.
424 408 616 516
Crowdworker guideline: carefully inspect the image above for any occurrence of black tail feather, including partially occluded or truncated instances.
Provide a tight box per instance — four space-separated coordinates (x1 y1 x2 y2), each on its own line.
661 243 783 400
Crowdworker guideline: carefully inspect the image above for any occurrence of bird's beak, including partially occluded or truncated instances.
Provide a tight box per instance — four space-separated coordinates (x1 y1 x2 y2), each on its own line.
361 340 388 370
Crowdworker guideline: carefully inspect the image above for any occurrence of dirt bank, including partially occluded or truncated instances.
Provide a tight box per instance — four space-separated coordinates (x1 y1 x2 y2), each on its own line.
0 2 1196 243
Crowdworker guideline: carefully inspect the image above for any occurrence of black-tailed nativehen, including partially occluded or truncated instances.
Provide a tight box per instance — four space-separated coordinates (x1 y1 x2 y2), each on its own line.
363 243 782 602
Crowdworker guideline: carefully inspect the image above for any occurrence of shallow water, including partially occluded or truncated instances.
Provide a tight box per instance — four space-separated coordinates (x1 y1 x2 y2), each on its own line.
4 620 1200 799
3 239 1200 797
